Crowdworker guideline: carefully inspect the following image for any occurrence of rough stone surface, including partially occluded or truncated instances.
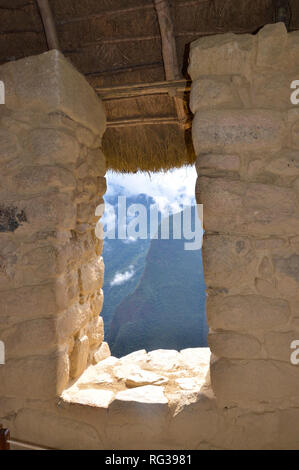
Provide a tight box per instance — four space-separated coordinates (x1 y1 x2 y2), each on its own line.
192 24 299 424
0 51 107 406
0 50 106 136
2 25 299 450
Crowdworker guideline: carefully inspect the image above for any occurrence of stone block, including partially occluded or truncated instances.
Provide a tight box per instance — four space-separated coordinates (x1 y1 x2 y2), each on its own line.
192 110 285 155
87 316 104 348
87 148 106 177
28 128 80 165
207 295 290 331
0 50 106 136
264 331 299 362
265 150 299 176
256 23 288 69
196 154 240 175
14 408 100 450
0 128 20 164
202 235 258 294
2 318 57 359
79 257 104 295
209 331 262 359
189 33 256 80
0 352 69 398
197 177 299 236
211 357 299 407
94 342 111 363
13 166 76 195
56 302 90 343
190 76 242 113
0 283 61 325
12 193 77 232
70 335 90 379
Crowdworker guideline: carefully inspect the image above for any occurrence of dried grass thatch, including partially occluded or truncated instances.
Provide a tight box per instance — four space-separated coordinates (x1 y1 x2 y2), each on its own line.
103 123 195 173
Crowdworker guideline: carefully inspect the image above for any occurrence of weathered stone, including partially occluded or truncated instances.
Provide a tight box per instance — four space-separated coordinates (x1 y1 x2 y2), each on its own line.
90 289 104 317
113 363 141 381
207 295 290 331
77 199 101 224
264 331 299 362
202 235 258 294
70 335 90 379
196 153 240 174
56 301 90 343
87 316 104 348
115 385 168 405
0 128 20 163
76 126 96 147
209 331 262 359
175 377 203 391
56 270 80 312
94 356 119 371
0 50 106 136
0 283 62 324
147 349 180 371
290 121 299 149
0 352 69 398
256 23 288 69
197 177 299 236
211 358 299 407
190 76 241 113
266 150 299 176
2 318 57 359
189 32 256 80
125 369 168 388
193 110 285 155
87 148 106 176
179 348 211 369
94 341 111 363
273 254 299 298
62 388 114 408
13 166 76 195
17 193 77 231
78 371 114 387
275 409 299 449
29 128 80 165
14 408 100 450
251 71 296 109
120 349 148 366
79 257 104 295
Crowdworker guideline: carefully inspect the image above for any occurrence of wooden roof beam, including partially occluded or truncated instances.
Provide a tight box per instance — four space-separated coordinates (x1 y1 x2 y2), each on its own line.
36 0 60 50
153 0 188 129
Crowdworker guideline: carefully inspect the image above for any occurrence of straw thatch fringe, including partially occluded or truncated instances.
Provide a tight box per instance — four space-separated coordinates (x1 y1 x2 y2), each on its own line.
103 124 195 173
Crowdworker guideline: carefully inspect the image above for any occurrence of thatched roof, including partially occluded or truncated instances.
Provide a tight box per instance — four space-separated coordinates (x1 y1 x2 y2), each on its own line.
1 0 299 172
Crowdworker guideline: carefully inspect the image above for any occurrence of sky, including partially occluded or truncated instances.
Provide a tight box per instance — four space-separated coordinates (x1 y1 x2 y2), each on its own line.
104 165 197 215
99 166 200 286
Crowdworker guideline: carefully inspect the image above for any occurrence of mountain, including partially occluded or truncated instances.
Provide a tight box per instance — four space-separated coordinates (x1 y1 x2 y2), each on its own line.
106 210 208 357
100 192 153 332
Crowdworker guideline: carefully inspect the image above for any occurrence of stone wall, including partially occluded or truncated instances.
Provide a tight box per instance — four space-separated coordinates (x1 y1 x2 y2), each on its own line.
190 23 299 411
0 50 107 404
1 25 299 450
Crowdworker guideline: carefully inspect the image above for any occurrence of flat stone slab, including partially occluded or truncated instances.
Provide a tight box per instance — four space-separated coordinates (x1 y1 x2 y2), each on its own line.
115 385 168 404
175 378 202 391
147 349 181 371
125 370 168 388
95 356 119 370
62 388 115 408
78 372 114 387
180 348 211 369
113 363 141 380
120 349 148 366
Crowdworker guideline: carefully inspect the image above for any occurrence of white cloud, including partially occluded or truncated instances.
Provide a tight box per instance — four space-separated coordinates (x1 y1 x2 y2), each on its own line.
105 166 196 213
110 266 135 286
